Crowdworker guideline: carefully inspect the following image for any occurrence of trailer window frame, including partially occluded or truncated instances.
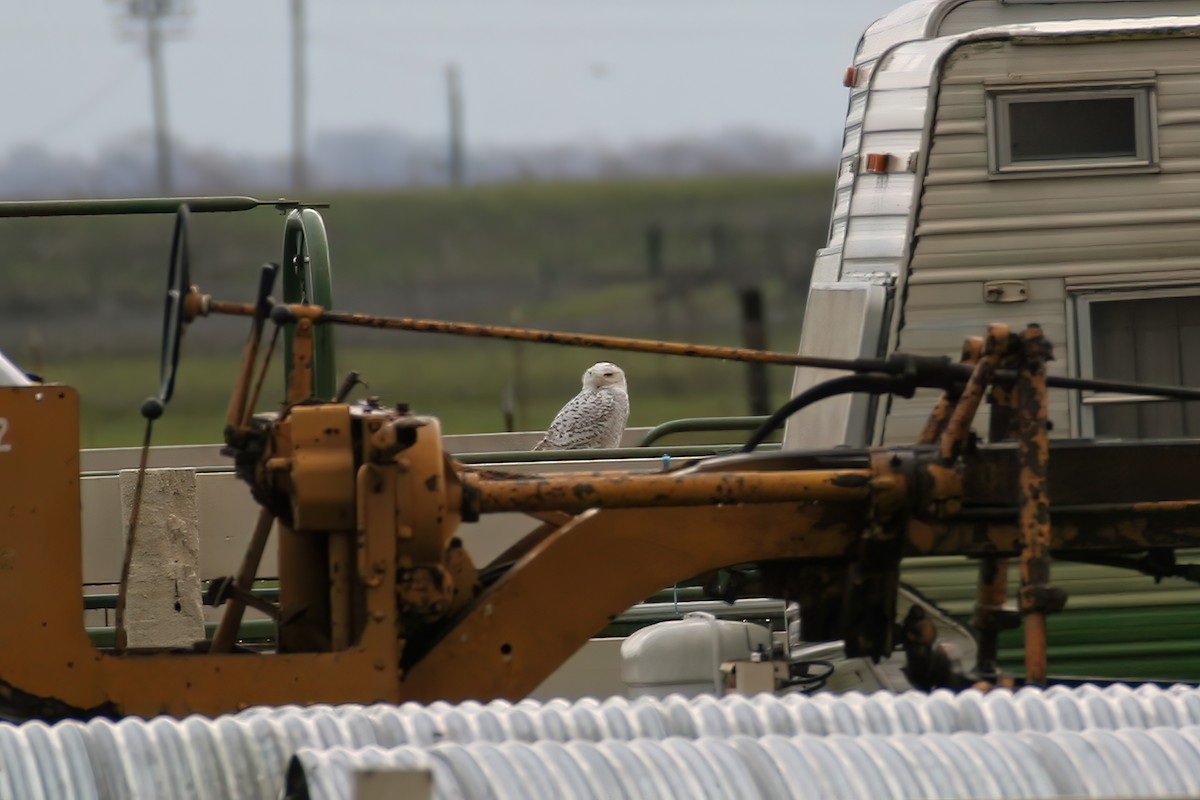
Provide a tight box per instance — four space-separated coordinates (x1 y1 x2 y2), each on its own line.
1072 285 1200 439
987 82 1158 177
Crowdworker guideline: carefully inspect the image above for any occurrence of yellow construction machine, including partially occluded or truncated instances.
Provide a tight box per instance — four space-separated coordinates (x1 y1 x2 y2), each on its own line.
3 202 1200 720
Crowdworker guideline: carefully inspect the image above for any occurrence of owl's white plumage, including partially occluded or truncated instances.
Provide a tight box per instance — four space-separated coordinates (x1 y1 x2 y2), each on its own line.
533 362 630 450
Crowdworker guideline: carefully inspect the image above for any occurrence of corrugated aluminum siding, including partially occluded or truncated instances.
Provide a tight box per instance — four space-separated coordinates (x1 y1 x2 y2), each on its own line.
828 39 950 290
884 33 1200 443
12 687 1200 799
286 727 1200 800
826 1 1199 287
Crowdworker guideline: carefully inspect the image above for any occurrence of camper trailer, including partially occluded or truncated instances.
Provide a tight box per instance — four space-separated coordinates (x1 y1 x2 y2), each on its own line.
787 0 1200 451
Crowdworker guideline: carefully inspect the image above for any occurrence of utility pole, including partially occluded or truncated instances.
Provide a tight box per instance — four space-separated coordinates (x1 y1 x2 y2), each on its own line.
446 63 465 187
290 0 308 190
113 0 189 195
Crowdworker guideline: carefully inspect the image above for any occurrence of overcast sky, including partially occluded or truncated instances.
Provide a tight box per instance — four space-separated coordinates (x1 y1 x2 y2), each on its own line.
3 1 903 160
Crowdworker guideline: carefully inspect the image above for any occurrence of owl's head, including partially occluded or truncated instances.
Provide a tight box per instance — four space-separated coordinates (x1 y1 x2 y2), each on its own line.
582 362 627 391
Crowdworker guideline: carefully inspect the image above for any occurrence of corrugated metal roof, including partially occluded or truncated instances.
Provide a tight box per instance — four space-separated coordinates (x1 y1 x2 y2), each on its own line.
287 725 1200 800
3 685 1200 798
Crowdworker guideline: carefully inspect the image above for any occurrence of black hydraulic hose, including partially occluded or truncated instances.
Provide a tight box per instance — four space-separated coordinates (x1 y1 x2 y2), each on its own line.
1041 373 1200 401
741 373 904 452
881 357 1200 402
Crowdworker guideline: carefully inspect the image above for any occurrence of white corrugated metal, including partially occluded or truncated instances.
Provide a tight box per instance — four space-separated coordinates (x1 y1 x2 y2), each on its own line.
825 36 948 283
288 723 1200 799
7 685 1200 798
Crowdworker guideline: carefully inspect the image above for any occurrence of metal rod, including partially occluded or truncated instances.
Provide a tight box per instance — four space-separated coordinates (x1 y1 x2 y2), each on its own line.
638 416 769 447
973 556 1010 680
0 196 315 217
203 298 1200 401
207 299 872 370
1016 325 1055 686
243 326 282 429
917 336 981 445
1038 373 1200 399
317 309 871 368
939 326 1006 464
210 508 277 654
85 586 280 611
615 598 786 623
456 444 758 465
319 307 873 369
464 468 875 514
286 318 316 403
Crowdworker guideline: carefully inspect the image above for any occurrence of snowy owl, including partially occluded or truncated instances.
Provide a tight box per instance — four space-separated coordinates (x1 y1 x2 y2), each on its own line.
532 362 630 450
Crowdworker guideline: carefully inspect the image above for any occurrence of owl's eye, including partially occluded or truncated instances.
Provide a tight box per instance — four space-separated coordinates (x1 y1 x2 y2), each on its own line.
604 372 613 377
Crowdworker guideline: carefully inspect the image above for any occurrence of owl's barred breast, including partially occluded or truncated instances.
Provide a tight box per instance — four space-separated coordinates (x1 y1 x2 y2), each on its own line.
533 362 630 451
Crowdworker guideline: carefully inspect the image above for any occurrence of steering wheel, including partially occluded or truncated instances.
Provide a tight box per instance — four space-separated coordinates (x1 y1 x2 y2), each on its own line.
282 208 336 399
149 203 191 417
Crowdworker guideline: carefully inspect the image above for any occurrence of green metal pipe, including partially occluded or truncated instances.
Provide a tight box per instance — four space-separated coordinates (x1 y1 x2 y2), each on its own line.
0 196 314 217
282 207 337 401
84 586 280 610
998 638 1200 660
637 416 770 447
87 618 277 649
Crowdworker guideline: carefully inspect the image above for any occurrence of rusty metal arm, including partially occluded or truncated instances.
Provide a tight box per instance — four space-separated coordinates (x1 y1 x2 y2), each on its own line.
195 297 872 370
186 293 1200 403
461 468 876 516
404 482 1200 704
401 501 873 703
937 325 1008 464
209 508 277 654
916 336 982 446
224 264 279 430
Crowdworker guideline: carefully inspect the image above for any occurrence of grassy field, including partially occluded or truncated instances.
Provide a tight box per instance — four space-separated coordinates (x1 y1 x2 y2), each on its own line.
9 173 835 447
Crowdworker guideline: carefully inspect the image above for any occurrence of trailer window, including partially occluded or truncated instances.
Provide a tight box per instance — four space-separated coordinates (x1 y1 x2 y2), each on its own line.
989 85 1156 175
1076 291 1200 439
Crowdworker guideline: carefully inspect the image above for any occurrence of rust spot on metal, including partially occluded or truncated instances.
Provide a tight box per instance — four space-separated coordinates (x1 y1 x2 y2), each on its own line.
938 324 1008 464
1013 323 1057 686
832 474 871 488
917 336 983 446
1133 500 1200 513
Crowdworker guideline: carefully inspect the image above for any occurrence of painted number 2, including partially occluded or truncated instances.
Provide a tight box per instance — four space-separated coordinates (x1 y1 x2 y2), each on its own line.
0 418 10 452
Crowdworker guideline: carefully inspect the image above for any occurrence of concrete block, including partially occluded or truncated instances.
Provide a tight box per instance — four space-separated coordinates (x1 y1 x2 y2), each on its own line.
118 468 206 649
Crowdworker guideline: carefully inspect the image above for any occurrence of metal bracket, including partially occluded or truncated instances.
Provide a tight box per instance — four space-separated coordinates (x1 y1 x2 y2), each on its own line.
984 280 1029 304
